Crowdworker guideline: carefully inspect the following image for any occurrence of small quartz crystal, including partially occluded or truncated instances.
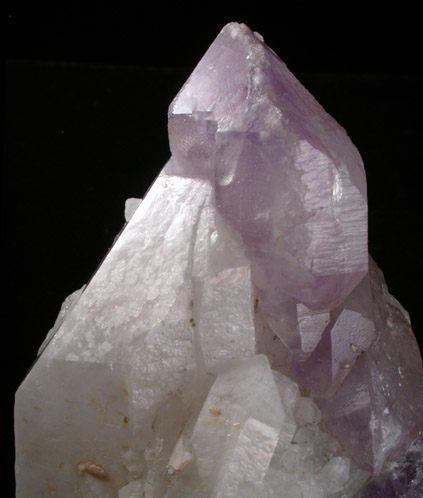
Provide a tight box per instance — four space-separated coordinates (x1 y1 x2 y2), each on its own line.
15 22 423 497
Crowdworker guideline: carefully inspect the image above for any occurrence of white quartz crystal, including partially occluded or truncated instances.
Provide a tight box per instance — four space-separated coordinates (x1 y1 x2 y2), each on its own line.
15 168 368 497
16 21 422 498
297 303 330 354
124 198 142 222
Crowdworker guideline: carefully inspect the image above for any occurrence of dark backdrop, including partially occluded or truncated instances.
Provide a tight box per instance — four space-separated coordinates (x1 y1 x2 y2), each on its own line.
4 1 422 495
6 2 422 74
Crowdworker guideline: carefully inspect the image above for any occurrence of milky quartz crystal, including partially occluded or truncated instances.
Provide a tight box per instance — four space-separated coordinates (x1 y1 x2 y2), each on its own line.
15 22 423 497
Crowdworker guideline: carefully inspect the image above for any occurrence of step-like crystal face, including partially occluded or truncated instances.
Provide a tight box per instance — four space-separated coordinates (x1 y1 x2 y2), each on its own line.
15 22 423 497
169 23 368 311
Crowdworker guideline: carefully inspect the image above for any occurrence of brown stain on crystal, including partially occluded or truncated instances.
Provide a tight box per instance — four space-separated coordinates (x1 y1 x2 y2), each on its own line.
208 407 222 416
46 483 56 492
77 461 108 480
254 298 259 313
123 416 129 425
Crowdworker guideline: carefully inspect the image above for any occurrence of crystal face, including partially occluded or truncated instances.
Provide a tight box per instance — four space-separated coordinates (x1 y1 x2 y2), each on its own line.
15 22 423 497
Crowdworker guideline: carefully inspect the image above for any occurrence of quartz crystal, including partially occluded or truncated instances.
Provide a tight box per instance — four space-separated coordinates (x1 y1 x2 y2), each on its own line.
15 22 423 497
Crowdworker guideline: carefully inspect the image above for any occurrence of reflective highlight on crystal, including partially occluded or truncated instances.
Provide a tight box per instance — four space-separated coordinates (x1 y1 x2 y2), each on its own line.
15 22 423 497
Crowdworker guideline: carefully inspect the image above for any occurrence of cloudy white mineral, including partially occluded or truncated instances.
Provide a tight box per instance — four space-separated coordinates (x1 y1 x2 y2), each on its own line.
15 22 423 497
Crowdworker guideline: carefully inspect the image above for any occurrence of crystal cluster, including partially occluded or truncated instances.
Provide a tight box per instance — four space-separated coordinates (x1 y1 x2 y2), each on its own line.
15 22 423 497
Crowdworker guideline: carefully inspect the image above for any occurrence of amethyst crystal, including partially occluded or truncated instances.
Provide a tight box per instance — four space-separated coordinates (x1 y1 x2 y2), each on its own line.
168 21 423 494
15 22 423 497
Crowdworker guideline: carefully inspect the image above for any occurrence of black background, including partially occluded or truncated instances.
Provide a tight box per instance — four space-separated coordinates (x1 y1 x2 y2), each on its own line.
4 1 423 495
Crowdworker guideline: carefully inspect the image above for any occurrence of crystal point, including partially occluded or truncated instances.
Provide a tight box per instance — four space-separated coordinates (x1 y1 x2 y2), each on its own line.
15 22 423 497
169 22 368 311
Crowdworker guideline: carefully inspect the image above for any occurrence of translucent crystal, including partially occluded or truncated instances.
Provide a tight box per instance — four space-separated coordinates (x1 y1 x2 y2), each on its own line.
15 22 423 497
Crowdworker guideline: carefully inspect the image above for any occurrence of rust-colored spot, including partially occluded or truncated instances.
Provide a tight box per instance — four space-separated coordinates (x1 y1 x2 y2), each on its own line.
123 416 129 424
58 462 64 469
77 461 108 480
209 407 222 416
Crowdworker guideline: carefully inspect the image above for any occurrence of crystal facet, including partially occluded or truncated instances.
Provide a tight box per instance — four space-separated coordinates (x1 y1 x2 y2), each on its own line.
15 22 423 497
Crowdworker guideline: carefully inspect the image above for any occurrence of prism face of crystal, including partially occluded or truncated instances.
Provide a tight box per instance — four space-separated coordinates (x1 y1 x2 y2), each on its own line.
15 22 423 498
165 356 283 496
169 22 368 311
360 437 423 497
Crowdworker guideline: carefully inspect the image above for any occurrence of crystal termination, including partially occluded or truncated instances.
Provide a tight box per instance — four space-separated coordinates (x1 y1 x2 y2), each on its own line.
15 22 423 497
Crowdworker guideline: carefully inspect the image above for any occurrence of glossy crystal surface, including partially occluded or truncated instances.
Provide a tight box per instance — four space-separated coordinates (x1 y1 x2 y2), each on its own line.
15 22 423 497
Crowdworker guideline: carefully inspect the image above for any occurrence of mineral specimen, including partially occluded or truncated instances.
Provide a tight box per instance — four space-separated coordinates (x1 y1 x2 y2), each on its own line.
15 22 423 497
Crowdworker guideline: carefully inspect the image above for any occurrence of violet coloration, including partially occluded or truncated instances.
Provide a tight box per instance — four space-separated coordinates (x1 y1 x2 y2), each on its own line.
15 22 423 497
